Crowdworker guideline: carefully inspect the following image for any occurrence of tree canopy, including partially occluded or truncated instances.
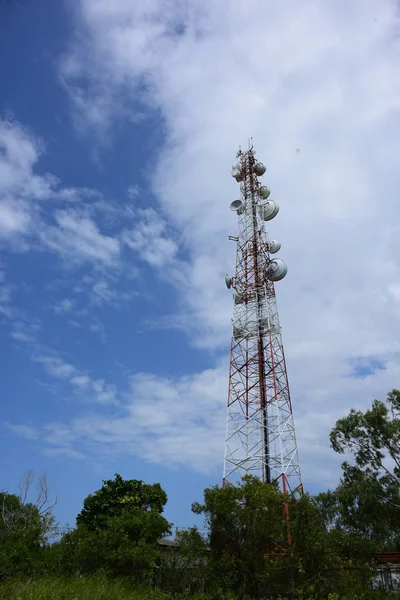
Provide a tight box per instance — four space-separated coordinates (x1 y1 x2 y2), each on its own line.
60 474 170 578
316 389 400 550
77 473 168 531
191 476 360 598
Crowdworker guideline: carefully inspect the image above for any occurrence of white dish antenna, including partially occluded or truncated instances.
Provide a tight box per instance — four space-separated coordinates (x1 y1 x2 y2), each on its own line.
259 200 279 221
268 239 281 254
225 274 232 289
254 162 266 176
260 186 271 199
231 162 244 181
267 258 288 281
230 199 244 213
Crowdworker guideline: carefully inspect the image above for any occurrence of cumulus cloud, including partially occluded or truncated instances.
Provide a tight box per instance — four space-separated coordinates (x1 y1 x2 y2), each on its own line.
122 208 178 268
8 0 400 488
40 209 120 266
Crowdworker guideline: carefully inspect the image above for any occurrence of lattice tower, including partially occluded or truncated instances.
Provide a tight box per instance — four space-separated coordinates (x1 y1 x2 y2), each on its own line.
223 144 302 496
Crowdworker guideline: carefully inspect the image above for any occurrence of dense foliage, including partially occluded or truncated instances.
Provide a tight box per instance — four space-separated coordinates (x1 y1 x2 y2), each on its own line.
58 474 171 578
76 474 168 531
2 390 400 598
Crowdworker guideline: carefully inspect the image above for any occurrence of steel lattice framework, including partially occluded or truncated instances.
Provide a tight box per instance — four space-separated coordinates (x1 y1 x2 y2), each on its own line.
223 145 302 496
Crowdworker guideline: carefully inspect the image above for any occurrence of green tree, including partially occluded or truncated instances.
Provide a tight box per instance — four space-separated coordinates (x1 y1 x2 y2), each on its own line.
77 473 167 531
193 476 371 598
0 472 57 580
61 474 170 578
319 389 400 550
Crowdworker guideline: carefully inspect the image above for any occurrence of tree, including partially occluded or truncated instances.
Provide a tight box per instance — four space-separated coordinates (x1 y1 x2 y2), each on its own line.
192 476 371 598
192 477 286 596
0 471 57 579
322 389 400 549
61 474 171 578
193 477 329 597
77 473 167 531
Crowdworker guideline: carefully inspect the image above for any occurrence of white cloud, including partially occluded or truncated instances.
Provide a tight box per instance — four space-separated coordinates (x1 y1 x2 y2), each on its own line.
41 209 120 266
25 348 118 406
127 184 140 200
34 355 78 380
122 207 178 268
10 330 35 343
0 202 30 236
0 117 122 270
6 423 38 440
9 358 400 488
13 0 400 488
53 298 74 314
10 363 227 473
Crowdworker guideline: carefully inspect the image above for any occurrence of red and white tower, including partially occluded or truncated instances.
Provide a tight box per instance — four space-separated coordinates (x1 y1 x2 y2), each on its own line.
223 144 302 496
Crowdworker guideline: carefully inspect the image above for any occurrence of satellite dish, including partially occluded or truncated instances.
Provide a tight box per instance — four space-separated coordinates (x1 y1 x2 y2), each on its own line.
232 161 245 182
225 274 232 289
267 258 288 281
268 239 281 254
230 199 244 212
259 200 279 221
254 162 266 176
260 186 271 199
231 162 241 178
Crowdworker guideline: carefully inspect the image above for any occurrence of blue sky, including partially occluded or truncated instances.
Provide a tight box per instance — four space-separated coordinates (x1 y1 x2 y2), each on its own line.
1 0 400 531
0 0 215 529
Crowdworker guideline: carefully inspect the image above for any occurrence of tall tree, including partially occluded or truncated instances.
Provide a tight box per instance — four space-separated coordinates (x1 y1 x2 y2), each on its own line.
61 474 170 578
192 476 354 598
76 473 167 530
323 389 400 549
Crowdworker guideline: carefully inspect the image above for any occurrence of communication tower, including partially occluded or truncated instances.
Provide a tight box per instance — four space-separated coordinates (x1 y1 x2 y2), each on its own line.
223 143 302 496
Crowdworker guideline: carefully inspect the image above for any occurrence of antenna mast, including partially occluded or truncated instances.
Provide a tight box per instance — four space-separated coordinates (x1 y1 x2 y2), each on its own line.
223 145 302 495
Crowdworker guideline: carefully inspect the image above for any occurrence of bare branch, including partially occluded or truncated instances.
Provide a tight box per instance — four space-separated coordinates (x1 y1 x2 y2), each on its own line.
18 470 34 506
36 473 58 515
378 495 400 509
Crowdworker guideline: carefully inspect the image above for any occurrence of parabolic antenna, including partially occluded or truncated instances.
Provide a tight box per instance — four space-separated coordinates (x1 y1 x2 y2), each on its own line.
232 161 241 175
230 199 244 212
260 186 271 199
225 274 232 289
231 162 244 181
267 258 288 281
268 239 281 254
259 200 279 221
254 162 266 176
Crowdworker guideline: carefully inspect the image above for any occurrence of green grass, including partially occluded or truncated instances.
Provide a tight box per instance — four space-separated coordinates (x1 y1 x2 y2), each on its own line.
0 576 170 600
0 577 393 600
